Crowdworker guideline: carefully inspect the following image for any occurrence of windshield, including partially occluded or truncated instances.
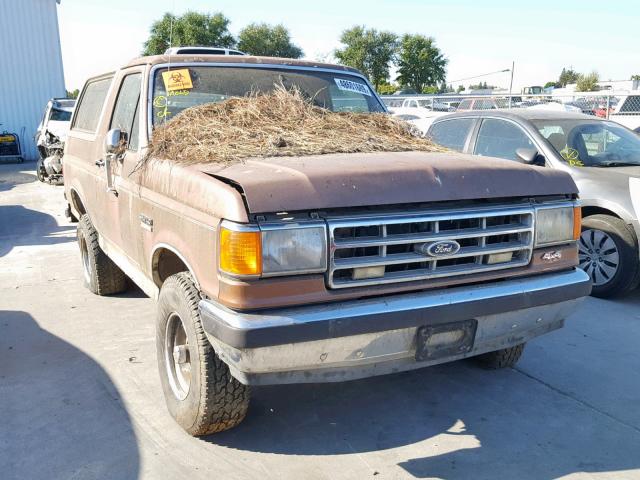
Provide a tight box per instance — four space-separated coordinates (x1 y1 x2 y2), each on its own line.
533 119 640 167
151 66 384 126
49 108 72 122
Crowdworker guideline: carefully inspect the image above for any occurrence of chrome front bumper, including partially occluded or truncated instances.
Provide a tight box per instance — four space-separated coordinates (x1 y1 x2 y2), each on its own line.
200 269 591 385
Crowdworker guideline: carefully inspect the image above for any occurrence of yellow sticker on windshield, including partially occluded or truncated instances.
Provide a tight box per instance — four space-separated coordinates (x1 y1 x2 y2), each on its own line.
161 69 193 92
561 147 584 166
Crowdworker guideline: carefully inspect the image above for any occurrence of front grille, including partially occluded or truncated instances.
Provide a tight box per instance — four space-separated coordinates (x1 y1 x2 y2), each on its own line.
327 206 534 289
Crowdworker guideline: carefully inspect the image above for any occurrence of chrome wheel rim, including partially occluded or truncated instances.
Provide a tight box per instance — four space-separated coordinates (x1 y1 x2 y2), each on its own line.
578 228 619 287
79 235 91 285
165 313 191 400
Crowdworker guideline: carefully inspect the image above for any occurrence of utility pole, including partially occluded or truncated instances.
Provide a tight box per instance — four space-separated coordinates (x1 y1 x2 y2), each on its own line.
508 61 515 109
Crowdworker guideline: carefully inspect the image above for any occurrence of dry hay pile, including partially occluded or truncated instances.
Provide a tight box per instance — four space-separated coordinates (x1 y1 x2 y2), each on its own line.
146 87 448 166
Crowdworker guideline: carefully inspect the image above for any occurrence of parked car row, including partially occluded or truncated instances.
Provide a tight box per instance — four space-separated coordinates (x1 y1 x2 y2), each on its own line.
424 109 640 298
384 94 640 134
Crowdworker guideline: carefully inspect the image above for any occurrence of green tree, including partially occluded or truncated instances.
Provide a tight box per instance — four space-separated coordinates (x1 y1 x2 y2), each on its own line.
237 23 303 58
457 85 465 93
469 82 496 90
544 81 560 89
66 89 79 99
631 74 640 81
334 26 398 90
142 11 235 56
576 71 600 92
558 67 580 87
396 34 447 93
377 81 399 95
437 82 454 94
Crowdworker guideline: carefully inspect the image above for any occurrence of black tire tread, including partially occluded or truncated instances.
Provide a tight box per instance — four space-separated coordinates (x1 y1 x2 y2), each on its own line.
78 214 127 295
476 344 525 369
166 273 249 436
582 214 640 298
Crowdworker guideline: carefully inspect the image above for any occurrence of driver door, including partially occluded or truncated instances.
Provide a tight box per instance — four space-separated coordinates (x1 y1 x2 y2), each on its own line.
104 70 144 265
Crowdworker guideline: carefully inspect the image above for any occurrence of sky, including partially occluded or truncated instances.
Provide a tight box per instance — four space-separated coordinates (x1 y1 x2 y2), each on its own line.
57 0 639 92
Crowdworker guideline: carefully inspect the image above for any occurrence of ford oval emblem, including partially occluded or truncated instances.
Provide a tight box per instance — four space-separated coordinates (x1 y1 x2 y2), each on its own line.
423 240 461 257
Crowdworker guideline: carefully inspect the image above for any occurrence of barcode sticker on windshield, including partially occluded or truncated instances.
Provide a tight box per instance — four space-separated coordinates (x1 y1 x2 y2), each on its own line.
334 78 371 97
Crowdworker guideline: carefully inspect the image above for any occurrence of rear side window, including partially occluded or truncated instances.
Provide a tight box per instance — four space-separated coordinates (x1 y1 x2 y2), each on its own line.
619 96 640 114
474 118 535 161
110 73 142 150
73 77 112 132
427 118 474 151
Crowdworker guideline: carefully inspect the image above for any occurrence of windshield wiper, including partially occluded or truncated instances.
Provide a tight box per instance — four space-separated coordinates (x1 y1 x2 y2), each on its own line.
593 161 640 167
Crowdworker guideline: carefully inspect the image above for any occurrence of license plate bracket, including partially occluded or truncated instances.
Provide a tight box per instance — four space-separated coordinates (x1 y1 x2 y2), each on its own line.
415 319 477 362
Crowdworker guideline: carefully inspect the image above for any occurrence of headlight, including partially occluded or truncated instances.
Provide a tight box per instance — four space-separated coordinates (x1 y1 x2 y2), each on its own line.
535 205 581 246
219 221 327 277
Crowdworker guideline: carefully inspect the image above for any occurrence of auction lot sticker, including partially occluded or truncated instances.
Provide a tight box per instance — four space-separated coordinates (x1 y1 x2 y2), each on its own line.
334 78 371 96
162 69 194 92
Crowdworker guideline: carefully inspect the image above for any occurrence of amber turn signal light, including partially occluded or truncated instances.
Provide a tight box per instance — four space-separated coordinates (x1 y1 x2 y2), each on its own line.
219 227 262 276
573 206 582 241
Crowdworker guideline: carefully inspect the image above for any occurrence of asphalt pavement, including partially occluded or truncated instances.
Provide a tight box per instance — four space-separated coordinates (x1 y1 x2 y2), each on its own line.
1 161 639 480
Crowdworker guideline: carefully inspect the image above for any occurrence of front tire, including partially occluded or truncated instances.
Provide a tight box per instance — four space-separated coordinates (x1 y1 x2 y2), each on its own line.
579 215 640 298
77 214 127 295
475 344 525 369
36 162 45 182
156 272 250 436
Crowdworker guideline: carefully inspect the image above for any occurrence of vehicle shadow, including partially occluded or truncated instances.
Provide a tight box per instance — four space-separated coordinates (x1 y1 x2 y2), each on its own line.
0 205 74 257
210 360 640 479
615 286 640 306
0 162 36 192
0 311 140 480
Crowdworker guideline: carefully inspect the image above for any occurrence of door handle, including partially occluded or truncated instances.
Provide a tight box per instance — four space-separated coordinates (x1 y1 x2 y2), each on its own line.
95 159 105 167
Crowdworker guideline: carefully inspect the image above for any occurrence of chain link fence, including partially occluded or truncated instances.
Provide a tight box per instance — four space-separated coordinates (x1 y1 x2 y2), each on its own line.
381 92 640 132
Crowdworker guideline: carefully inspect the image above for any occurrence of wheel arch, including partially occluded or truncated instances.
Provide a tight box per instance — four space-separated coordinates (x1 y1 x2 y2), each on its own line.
581 205 621 220
69 187 87 217
151 243 200 290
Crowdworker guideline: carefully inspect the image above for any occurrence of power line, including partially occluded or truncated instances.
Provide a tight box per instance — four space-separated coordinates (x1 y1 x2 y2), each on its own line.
449 69 511 84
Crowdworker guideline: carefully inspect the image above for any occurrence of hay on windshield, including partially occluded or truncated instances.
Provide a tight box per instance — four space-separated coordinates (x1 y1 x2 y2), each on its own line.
146 87 447 166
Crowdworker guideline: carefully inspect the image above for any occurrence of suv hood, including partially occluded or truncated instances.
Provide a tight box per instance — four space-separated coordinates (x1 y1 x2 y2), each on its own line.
199 151 577 214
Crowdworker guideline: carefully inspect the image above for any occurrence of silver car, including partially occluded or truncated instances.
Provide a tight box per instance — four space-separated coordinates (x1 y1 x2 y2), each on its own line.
427 110 640 298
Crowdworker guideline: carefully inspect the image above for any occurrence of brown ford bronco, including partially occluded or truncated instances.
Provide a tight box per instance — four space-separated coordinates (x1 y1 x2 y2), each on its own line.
64 53 591 436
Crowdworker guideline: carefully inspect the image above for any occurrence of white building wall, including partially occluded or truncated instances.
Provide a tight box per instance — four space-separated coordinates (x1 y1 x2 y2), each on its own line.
0 0 65 161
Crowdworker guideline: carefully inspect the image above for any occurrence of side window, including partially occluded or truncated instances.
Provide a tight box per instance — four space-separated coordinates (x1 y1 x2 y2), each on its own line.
476 99 495 110
72 77 112 132
619 96 640 114
458 99 472 110
474 119 535 161
427 118 474 152
110 73 142 151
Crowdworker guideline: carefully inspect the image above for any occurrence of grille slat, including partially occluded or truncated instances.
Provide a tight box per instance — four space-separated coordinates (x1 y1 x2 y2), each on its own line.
334 241 529 269
327 206 534 289
333 224 531 249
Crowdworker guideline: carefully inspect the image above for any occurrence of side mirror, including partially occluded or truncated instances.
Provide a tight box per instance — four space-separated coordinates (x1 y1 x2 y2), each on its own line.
516 147 545 166
105 128 125 155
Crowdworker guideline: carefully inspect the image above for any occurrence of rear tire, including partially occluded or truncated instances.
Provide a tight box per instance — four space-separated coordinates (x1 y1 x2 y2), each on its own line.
579 215 640 298
475 344 525 369
77 214 127 295
36 165 45 182
156 272 250 436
